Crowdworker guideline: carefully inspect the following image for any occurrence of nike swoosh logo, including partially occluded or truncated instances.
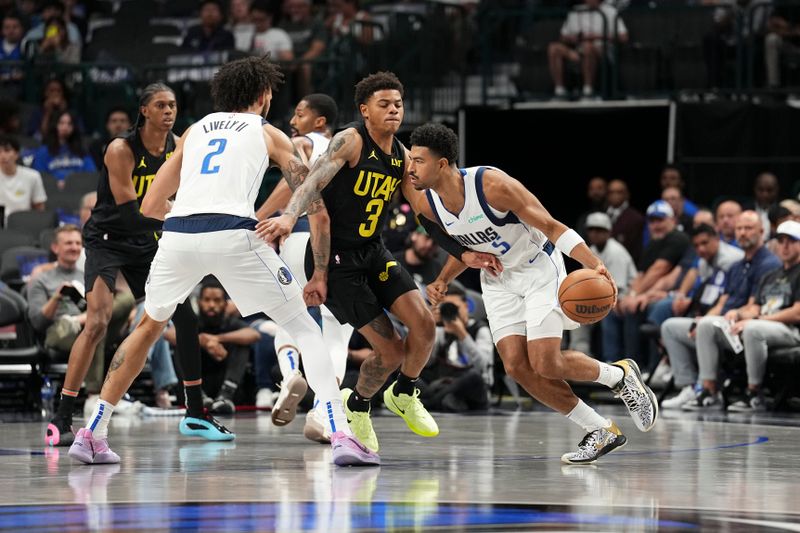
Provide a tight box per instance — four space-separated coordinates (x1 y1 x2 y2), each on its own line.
445 221 454 226
529 257 536 263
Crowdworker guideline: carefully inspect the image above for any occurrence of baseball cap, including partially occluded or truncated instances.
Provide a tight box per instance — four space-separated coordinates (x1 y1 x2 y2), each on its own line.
776 220 800 241
646 200 674 219
585 212 612 231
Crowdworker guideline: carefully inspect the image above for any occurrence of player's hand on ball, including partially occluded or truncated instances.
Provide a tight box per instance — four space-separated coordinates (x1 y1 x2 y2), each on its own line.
593 262 617 304
426 279 448 306
256 214 294 244
462 251 503 276
303 275 327 306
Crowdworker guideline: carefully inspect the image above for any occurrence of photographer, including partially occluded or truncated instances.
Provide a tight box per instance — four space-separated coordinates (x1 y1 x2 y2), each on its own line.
420 284 494 412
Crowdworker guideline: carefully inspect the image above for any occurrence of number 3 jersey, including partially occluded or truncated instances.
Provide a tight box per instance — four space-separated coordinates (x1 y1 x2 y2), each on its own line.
322 121 405 250
425 166 554 270
168 112 268 220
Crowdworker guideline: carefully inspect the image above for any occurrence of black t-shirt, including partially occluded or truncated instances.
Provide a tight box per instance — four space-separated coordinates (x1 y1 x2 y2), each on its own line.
639 229 690 272
755 263 800 316
393 249 443 286
198 314 249 336
321 121 406 251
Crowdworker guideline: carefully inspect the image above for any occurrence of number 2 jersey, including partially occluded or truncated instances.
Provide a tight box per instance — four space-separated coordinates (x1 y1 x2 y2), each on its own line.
425 166 555 270
322 121 405 250
168 112 268 221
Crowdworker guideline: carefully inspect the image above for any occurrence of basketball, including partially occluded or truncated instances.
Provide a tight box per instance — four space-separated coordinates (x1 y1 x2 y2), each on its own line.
558 269 615 324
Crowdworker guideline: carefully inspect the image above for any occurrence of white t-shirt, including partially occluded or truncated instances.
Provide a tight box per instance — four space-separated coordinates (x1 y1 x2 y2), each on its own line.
0 165 47 222
251 28 293 57
591 237 637 295
561 4 627 41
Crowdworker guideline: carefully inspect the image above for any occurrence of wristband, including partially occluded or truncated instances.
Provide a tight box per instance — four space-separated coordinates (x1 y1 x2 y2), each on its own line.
555 228 584 256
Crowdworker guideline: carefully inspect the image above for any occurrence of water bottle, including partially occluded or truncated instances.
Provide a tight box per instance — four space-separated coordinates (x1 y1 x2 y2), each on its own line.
40 377 54 419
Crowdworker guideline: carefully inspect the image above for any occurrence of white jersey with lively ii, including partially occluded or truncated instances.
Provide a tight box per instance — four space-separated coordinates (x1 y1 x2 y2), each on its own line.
426 166 550 270
169 112 268 219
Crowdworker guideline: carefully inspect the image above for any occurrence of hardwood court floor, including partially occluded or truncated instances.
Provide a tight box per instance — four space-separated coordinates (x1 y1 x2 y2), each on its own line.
0 406 799 531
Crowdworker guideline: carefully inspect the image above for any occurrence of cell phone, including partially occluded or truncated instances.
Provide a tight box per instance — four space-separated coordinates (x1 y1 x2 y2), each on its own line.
45 25 60 39
60 285 84 305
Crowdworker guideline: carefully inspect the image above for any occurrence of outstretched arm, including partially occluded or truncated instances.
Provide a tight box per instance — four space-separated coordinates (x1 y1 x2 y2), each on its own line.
256 128 360 243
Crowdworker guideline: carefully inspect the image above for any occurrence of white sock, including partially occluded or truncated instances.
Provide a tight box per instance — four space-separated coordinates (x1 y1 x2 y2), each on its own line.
319 399 351 436
566 400 610 433
595 362 624 388
85 399 115 439
274 326 301 381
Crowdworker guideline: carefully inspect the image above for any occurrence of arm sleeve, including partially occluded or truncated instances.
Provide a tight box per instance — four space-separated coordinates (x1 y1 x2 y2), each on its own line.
418 216 468 261
27 277 51 332
118 199 164 232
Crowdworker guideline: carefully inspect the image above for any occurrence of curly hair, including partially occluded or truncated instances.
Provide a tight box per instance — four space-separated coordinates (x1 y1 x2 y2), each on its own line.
211 55 284 112
353 71 403 108
409 123 458 165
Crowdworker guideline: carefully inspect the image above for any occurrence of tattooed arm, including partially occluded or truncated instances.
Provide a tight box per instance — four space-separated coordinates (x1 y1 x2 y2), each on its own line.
256 127 362 243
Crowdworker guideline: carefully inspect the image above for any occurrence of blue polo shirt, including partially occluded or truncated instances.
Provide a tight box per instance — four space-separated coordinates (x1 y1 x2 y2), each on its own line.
721 246 781 313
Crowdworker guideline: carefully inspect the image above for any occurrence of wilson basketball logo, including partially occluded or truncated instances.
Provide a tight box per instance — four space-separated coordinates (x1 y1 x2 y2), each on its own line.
575 304 611 314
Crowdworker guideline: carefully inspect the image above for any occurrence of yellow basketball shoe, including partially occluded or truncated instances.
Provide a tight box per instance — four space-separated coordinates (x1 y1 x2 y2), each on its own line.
341 388 379 452
383 382 439 437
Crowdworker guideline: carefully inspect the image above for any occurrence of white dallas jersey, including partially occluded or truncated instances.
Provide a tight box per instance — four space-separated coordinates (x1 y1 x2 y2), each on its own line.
426 166 551 269
169 112 268 219
305 131 330 166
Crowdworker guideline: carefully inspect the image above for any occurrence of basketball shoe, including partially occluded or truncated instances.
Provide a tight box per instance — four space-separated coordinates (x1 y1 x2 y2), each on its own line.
45 415 74 447
179 413 235 441
331 431 381 466
342 388 379 452
561 420 627 465
304 405 332 444
383 382 439 437
611 359 658 432
271 370 308 426
68 428 120 465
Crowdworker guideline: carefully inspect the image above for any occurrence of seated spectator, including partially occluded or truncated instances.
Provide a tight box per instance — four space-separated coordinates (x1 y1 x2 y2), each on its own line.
280 0 328 97
726 220 800 411
228 0 255 52
703 0 764 89
249 0 293 59
0 134 46 223
764 3 800 89
547 0 627 100
88 107 131 169
575 176 607 239
661 185 694 234
21 0 81 55
0 99 20 134
661 210 780 411
394 225 443 286
606 178 644 264
715 199 742 246
766 204 794 255
26 225 135 412
659 165 698 218
32 15 80 63
182 0 235 52
607 200 690 365
420 284 492 412
325 0 374 46
25 78 83 141
0 11 25 86
753 172 780 239
693 207 715 228
30 109 96 181
583 212 636 360
168 279 260 414
129 303 178 408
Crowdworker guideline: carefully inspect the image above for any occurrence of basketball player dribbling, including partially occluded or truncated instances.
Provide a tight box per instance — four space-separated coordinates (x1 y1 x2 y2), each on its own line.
46 83 233 448
68 56 378 467
255 93 354 443
408 123 658 464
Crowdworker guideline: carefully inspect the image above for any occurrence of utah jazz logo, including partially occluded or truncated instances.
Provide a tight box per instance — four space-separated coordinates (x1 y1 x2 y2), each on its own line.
379 261 397 282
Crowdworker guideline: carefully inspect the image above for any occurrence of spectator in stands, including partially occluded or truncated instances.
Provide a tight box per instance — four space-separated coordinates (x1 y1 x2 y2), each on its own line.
667 210 780 411
703 0 766 89
21 0 81 56
228 0 255 52
33 15 80 64
61 0 87 43
25 78 84 142
0 11 25 84
281 0 328 96
249 0 293 60
583 212 637 361
606 178 644 264
753 171 780 239
168 279 260 414
726 220 800 412
325 0 374 46
715 199 742 245
88 107 131 169
394 224 443 286
608 200 690 365
419 283 492 412
765 4 800 90
129 303 178 408
0 99 20 134
27 225 136 411
182 0 235 52
30 109 96 182
694 207 715 228
0 134 46 223
662 186 694 234
766 205 794 255
660 165 698 217
78 190 94 226
575 176 607 238
547 0 628 100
